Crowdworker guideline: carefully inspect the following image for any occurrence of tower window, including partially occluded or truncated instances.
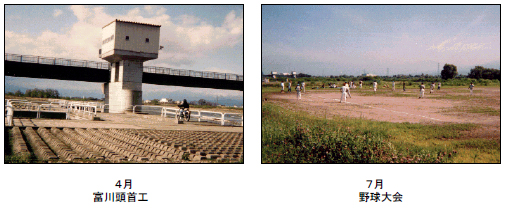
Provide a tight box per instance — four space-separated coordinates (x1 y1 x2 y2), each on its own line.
125 36 129 41
145 38 149 43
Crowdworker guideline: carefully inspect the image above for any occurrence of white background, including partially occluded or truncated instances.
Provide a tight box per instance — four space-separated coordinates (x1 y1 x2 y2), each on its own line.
1 1 504 208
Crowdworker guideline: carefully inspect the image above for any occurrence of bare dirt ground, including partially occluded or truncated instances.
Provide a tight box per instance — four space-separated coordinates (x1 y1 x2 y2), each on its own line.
264 86 500 140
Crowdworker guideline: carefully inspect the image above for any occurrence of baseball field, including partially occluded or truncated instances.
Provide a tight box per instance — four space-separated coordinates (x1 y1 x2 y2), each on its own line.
262 82 500 163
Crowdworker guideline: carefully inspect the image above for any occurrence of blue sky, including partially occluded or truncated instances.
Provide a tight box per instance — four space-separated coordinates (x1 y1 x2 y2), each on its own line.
5 5 243 106
262 5 500 76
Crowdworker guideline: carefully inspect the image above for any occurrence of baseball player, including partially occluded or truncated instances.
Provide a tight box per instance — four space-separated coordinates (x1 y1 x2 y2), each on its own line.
340 82 348 103
419 82 425 99
296 84 301 100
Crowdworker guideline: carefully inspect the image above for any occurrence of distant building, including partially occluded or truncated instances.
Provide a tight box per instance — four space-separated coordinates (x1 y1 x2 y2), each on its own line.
264 71 302 78
159 98 172 104
143 100 151 104
362 73 377 77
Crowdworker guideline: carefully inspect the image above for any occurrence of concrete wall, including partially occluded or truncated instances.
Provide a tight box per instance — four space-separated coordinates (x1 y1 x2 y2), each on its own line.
106 60 143 113
101 23 116 55
108 83 142 113
114 22 160 54
120 60 143 83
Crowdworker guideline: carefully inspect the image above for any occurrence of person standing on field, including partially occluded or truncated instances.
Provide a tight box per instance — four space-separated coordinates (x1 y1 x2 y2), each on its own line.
302 81 306 93
392 81 395 91
403 82 406 92
430 82 435 94
419 82 425 99
373 81 377 93
296 84 301 100
469 82 474 95
438 82 441 90
359 80 363 89
340 82 348 103
288 81 292 93
280 81 284 93
345 82 352 98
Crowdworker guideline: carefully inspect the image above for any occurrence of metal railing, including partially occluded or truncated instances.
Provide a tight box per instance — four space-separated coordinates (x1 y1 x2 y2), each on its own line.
5 105 14 126
5 101 71 120
6 53 244 81
143 66 243 81
161 107 243 126
5 53 110 70
69 104 97 116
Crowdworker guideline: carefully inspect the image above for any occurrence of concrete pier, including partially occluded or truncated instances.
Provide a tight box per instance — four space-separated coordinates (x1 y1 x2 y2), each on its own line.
100 19 161 113
104 60 143 113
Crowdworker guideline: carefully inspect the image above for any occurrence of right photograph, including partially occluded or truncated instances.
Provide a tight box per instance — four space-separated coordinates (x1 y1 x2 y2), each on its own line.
261 5 500 163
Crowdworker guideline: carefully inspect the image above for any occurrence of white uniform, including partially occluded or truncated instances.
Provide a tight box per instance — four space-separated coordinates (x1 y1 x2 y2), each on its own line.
373 82 377 92
340 85 348 103
359 81 362 88
296 85 301 100
430 83 435 93
392 81 395 91
281 82 284 91
302 82 306 93
345 83 351 98
469 84 474 95
419 84 425 98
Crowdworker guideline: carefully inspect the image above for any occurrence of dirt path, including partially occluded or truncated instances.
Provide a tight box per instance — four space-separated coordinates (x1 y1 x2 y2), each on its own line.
265 87 500 127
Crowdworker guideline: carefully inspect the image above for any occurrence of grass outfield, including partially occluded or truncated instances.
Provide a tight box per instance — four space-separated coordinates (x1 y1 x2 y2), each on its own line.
262 102 499 163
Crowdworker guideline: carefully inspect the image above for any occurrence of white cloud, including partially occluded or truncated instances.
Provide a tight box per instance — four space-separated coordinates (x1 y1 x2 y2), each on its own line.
70 5 91 21
53 9 63 17
428 37 490 53
5 5 243 70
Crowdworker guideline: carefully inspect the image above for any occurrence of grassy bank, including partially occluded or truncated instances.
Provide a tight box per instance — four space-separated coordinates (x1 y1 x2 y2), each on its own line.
262 102 499 163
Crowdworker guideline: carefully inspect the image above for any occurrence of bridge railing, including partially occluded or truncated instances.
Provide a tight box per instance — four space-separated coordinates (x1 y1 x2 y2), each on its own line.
143 66 243 81
6 53 243 81
5 53 110 70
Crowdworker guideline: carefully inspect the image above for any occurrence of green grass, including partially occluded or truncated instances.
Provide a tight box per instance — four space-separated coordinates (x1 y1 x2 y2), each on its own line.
442 106 500 116
262 102 499 163
468 106 500 116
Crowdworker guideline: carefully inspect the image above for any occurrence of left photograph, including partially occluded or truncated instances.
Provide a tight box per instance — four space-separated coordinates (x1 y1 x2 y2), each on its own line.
5 5 244 163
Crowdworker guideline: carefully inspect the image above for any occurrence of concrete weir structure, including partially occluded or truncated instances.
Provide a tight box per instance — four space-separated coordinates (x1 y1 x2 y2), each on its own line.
99 19 161 113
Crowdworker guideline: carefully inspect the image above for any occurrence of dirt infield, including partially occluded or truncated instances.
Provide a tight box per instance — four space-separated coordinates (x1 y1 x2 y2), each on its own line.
265 87 500 126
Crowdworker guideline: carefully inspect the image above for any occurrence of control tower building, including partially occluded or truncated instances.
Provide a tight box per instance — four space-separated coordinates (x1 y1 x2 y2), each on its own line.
99 19 161 113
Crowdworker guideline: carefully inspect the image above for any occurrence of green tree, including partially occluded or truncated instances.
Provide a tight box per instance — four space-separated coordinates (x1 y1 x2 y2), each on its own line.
198 99 208 106
441 64 458 80
14 90 24 97
468 66 500 80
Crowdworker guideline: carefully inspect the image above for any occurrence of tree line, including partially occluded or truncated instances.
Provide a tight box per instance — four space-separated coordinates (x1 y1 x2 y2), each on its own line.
6 88 60 98
440 64 499 80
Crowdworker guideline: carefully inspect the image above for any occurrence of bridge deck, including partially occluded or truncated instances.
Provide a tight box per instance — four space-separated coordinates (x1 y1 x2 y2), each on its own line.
5 53 243 91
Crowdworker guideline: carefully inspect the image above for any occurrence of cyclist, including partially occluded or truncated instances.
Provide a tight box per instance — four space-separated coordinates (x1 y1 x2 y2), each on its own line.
177 99 190 120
